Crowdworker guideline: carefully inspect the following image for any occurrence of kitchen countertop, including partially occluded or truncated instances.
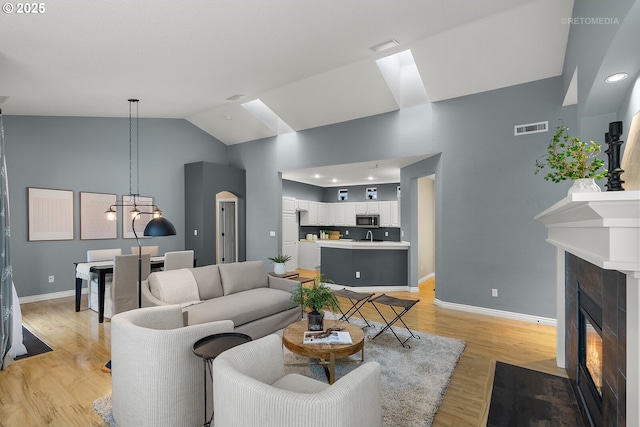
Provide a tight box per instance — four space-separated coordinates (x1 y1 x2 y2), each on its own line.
316 239 410 250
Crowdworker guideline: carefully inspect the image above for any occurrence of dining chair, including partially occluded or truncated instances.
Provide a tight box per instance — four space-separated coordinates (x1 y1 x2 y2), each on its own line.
103 254 151 318
163 250 195 270
87 248 123 312
130 245 159 257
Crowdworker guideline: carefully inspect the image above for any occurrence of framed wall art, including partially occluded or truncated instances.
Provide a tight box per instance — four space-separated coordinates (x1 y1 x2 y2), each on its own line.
28 187 74 241
80 192 117 240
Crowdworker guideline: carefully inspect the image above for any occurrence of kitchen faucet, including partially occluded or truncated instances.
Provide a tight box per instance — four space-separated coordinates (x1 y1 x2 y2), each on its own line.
365 230 373 241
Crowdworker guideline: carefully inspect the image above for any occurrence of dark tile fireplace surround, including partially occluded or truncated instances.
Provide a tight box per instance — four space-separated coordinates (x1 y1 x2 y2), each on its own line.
566 252 627 426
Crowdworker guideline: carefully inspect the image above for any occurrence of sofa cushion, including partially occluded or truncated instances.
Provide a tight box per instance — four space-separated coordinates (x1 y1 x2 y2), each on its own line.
148 269 201 307
188 265 223 300
184 288 292 326
218 260 268 296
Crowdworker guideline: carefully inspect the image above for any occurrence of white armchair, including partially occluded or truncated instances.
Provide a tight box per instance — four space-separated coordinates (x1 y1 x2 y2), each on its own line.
111 305 234 427
212 334 382 427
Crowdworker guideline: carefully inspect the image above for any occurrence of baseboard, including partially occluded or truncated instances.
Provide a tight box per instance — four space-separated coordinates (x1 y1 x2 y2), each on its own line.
19 288 87 304
325 283 419 293
419 272 435 283
433 298 557 326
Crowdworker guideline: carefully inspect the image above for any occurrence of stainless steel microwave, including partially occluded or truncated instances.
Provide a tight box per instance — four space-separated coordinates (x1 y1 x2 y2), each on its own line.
356 214 380 228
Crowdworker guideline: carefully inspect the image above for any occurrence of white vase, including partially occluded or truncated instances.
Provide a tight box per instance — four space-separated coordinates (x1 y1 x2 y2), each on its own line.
274 263 286 275
568 178 601 195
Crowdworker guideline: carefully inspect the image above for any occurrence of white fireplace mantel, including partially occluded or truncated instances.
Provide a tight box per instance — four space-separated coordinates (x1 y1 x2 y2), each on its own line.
536 190 640 426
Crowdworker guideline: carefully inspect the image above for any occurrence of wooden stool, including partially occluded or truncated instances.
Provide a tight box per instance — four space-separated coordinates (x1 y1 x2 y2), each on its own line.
368 293 420 347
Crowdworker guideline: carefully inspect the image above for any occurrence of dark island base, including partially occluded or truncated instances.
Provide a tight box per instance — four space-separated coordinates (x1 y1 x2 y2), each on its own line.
320 247 407 287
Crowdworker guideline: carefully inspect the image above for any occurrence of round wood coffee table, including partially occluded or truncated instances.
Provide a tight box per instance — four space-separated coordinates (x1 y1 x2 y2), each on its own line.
282 320 365 384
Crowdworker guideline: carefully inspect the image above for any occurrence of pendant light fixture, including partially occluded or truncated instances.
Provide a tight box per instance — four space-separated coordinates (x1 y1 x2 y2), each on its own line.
104 99 176 307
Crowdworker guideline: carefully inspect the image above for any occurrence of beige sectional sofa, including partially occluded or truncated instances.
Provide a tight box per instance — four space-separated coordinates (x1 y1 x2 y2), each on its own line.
141 260 301 339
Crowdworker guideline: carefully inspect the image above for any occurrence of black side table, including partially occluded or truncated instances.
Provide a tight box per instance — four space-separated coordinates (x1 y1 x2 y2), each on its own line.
192 332 252 427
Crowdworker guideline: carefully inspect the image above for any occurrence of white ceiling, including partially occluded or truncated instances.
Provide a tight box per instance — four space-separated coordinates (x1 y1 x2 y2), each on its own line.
0 0 574 146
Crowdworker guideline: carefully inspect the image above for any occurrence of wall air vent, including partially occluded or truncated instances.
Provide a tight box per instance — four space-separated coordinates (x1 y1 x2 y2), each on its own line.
514 121 548 136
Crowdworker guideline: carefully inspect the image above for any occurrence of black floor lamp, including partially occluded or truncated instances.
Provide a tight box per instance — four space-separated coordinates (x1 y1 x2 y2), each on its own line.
132 212 176 308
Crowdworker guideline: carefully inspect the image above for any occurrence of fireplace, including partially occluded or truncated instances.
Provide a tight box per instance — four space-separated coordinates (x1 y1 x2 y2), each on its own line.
578 289 603 426
566 254 626 427
536 191 640 426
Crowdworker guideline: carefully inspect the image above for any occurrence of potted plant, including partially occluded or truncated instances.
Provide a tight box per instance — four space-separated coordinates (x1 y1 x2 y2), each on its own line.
268 254 292 275
535 125 607 194
290 274 340 331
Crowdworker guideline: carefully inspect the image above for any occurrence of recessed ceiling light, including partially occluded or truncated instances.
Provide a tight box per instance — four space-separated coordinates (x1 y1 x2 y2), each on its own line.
368 176 374 180
369 39 399 53
605 73 628 83
314 174 320 179
332 178 337 183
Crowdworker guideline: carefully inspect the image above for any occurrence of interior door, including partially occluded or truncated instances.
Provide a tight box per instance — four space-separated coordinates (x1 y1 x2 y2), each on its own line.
218 201 237 263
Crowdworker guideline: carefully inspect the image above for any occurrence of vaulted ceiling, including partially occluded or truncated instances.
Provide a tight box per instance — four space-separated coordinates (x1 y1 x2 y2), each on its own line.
1 0 574 145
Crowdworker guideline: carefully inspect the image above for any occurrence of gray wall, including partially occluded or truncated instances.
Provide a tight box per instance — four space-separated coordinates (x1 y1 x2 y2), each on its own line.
322 183 400 203
184 161 246 266
4 115 227 297
229 77 575 319
282 179 323 201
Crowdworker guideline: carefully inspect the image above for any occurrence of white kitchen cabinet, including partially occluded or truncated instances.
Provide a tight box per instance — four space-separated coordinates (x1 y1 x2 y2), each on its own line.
296 199 309 211
379 201 392 226
298 241 319 269
317 202 328 226
296 199 397 227
344 203 356 226
282 211 298 271
300 201 318 225
282 196 297 214
391 201 399 227
333 203 346 225
355 202 379 214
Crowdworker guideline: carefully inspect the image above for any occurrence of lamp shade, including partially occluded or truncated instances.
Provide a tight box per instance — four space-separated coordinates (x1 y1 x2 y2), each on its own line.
143 217 176 237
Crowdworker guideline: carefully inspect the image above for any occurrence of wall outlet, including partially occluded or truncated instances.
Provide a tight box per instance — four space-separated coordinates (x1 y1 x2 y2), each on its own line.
355 271 360 279
385 231 389 236
491 288 498 297
345 230 349 235
269 231 276 237
48 275 55 283
194 229 198 236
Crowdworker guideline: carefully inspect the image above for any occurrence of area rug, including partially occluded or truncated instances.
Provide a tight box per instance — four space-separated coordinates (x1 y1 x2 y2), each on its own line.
487 361 584 427
15 326 53 360
280 319 466 427
93 320 465 427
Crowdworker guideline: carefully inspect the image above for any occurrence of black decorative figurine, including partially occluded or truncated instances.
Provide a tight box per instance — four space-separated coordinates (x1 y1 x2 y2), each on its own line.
605 121 625 191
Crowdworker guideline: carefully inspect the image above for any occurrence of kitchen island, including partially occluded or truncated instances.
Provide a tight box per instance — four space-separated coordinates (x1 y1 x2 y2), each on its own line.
317 239 409 288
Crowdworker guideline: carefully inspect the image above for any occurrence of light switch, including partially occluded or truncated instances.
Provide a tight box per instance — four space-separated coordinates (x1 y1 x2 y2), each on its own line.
270 231 276 237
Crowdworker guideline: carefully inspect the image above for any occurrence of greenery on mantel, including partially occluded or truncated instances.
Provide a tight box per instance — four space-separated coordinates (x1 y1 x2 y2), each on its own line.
535 125 607 183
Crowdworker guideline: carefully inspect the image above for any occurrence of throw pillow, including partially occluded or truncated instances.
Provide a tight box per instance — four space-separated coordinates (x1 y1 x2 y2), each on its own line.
149 269 201 307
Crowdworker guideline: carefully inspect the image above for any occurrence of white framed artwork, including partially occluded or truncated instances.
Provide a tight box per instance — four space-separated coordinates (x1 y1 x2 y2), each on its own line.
28 187 74 241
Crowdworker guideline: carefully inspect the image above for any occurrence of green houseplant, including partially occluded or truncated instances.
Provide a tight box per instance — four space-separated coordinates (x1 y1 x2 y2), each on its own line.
290 274 340 331
535 126 607 192
268 254 292 275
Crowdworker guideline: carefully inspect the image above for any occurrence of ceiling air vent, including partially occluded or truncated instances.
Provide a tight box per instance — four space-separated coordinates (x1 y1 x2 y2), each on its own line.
0 96 9 104
514 121 548 136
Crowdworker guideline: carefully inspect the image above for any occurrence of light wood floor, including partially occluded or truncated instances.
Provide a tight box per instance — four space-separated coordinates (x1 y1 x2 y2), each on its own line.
0 275 563 427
